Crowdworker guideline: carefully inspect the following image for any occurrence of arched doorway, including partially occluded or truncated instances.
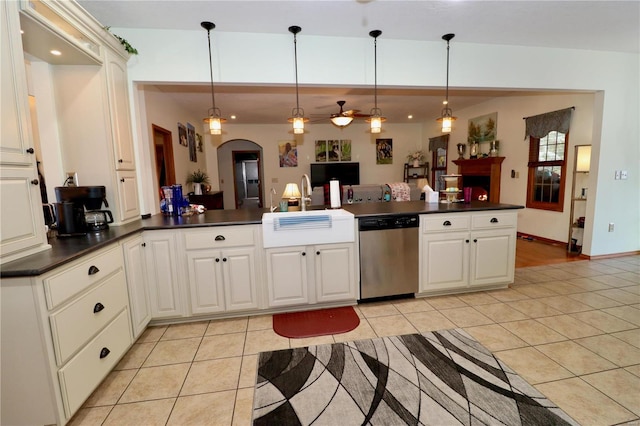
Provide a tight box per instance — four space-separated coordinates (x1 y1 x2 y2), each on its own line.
217 139 264 209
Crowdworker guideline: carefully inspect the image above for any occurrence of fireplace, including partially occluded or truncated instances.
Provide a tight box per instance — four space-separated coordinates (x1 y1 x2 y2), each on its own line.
452 157 505 203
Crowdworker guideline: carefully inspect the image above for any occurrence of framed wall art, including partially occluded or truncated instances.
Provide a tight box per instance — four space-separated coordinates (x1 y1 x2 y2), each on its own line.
376 138 393 164
468 112 497 143
187 123 197 162
315 140 351 162
178 122 187 146
279 140 298 167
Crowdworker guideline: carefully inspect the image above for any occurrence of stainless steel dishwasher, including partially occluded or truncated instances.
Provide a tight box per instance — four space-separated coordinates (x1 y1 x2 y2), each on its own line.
359 214 419 300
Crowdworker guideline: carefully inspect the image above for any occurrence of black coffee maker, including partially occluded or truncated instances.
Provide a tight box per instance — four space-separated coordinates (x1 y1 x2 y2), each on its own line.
55 186 113 236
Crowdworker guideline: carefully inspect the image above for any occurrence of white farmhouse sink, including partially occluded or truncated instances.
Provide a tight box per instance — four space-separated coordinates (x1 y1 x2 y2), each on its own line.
262 209 355 248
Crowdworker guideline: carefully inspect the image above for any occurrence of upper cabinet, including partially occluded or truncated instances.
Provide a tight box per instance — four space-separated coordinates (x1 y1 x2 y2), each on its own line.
105 50 136 170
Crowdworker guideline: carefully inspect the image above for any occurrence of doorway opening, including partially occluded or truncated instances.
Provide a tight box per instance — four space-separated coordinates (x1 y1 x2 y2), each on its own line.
152 124 175 193
233 151 262 209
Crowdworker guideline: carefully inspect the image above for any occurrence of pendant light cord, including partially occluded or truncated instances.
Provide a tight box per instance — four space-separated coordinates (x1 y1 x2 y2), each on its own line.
293 31 300 110
374 35 378 109
206 27 216 111
445 38 450 105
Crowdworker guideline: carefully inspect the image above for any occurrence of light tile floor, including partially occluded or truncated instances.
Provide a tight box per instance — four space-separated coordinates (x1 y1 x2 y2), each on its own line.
70 255 639 426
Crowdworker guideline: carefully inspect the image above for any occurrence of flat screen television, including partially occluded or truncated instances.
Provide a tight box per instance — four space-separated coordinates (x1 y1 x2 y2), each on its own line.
310 162 360 188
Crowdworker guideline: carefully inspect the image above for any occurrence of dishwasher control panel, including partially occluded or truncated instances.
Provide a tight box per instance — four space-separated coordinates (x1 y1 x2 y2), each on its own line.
359 214 419 231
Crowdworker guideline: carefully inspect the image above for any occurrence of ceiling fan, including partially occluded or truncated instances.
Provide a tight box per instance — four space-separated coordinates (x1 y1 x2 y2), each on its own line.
314 100 372 127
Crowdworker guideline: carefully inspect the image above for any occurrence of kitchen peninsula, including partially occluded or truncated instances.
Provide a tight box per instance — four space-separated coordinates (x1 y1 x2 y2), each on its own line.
1 200 522 425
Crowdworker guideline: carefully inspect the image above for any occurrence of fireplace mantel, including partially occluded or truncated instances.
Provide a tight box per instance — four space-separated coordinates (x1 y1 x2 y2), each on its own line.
452 157 505 203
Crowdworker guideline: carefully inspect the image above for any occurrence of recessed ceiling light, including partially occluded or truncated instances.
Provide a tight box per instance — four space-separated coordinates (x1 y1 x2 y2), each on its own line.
407 115 413 119
230 115 237 120
50 50 62 56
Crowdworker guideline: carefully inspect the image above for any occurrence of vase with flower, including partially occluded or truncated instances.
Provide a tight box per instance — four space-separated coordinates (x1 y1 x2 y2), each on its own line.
186 169 210 195
407 150 425 167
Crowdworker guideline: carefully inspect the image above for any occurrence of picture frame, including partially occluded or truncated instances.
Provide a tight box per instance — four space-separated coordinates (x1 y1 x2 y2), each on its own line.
178 122 187 146
314 140 351 162
279 140 298 167
376 138 393 164
196 133 203 152
468 112 497 143
187 123 196 162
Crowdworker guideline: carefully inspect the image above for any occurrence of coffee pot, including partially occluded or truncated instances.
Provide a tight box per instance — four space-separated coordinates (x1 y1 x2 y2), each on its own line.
84 210 114 232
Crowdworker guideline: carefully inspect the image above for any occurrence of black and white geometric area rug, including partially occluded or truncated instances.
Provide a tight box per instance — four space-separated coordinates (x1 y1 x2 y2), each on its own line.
253 329 578 425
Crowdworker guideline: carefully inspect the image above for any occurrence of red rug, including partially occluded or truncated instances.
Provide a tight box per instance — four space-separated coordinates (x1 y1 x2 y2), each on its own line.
273 306 360 338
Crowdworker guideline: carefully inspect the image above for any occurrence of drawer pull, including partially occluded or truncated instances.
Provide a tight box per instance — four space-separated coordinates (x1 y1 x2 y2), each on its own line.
443 220 452 226
465 239 469 243
222 257 227 262
301 252 306 256
88 265 100 275
99 347 110 359
26 147 35 154
473 239 478 243
31 179 39 185
490 218 499 223
215 235 225 241
215 258 220 262
316 251 320 255
93 302 105 313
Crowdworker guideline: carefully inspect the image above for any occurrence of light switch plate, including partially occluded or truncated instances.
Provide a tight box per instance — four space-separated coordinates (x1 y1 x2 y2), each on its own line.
615 170 621 180
621 170 628 180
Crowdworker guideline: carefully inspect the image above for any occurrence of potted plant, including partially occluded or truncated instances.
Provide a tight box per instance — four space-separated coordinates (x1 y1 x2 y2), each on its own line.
186 169 210 195
407 150 425 167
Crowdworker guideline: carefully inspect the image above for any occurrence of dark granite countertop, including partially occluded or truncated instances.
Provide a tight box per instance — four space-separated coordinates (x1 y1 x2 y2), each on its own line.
1 201 522 278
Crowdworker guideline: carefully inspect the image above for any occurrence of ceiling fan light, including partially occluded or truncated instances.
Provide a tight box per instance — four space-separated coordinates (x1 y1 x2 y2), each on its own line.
331 116 354 127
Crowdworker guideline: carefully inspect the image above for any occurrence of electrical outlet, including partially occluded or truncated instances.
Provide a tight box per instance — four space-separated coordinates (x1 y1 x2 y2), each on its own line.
615 170 621 180
515 171 520 178
66 171 78 186
608 223 614 232
620 170 628 180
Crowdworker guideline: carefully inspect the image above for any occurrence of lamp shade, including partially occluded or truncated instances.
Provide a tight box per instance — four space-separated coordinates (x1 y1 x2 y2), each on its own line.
331 116 354 127
282 183 301 200
576 145 591 172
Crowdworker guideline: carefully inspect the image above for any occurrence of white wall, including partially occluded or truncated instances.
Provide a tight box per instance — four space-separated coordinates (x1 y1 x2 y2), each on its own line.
142 87 208 210
117 27 639 257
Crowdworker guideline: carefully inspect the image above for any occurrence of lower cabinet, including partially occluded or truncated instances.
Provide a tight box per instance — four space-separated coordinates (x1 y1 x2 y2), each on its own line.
419 211 516 294
186 247 258 314
266 242 356 308
0 244 133 425
121 234 151 338
143 230 185 319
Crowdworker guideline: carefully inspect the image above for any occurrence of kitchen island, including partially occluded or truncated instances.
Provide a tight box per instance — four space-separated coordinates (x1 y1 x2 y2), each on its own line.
1 200 522 425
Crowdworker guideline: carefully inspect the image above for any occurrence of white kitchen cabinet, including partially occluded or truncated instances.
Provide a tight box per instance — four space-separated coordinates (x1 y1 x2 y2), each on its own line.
0 0 49 264
121 234 151 338
116 170 141 221
144 230 185 319
419 211 517 295
1 244 132 425
266 242 356 308
314 243 357 303
183 225 260 315
104 49 136 171
266 246 309 307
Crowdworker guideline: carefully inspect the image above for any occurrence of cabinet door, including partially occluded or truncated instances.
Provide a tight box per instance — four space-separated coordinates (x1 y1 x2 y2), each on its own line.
104 50 135 170
0 166 47 260
315 243 356 303
265 247 308 307
420 231 469 292
469 228 515 287
121 235 151 338
144 232 184 319
223 247 258 311
116 170 140 222
186 250 225 315
0 1 33 166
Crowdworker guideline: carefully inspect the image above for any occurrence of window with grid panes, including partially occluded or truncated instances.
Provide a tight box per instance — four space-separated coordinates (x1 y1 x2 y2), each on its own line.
526 131 568 212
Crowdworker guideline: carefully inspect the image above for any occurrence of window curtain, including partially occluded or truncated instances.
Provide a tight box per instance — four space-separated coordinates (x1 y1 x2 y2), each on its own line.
524 107 574 139
428 134 449 151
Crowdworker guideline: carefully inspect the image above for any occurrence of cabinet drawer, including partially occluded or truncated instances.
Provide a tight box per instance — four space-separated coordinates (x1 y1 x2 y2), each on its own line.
44 246 123 309
471 212 517 230
58 310 132 419
184 226 255 250
50 270 129 365
422 214 470 233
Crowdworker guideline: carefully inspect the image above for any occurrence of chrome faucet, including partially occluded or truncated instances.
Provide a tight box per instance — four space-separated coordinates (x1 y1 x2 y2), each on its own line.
269 187 277 212
300 174 312 211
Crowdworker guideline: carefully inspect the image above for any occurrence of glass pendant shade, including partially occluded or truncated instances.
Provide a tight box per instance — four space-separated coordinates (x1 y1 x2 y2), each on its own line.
370 116 382 133
209 116 222 135
292 116 305 134
331 116 354 127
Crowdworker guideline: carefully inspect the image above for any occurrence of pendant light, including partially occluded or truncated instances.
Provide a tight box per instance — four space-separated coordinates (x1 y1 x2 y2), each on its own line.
438 33 456 133
287 25 308 134
366 30 386 134
201 21 225 135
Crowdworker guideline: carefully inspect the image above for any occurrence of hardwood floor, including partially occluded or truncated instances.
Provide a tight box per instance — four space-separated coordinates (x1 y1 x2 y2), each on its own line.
515 236 583 268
